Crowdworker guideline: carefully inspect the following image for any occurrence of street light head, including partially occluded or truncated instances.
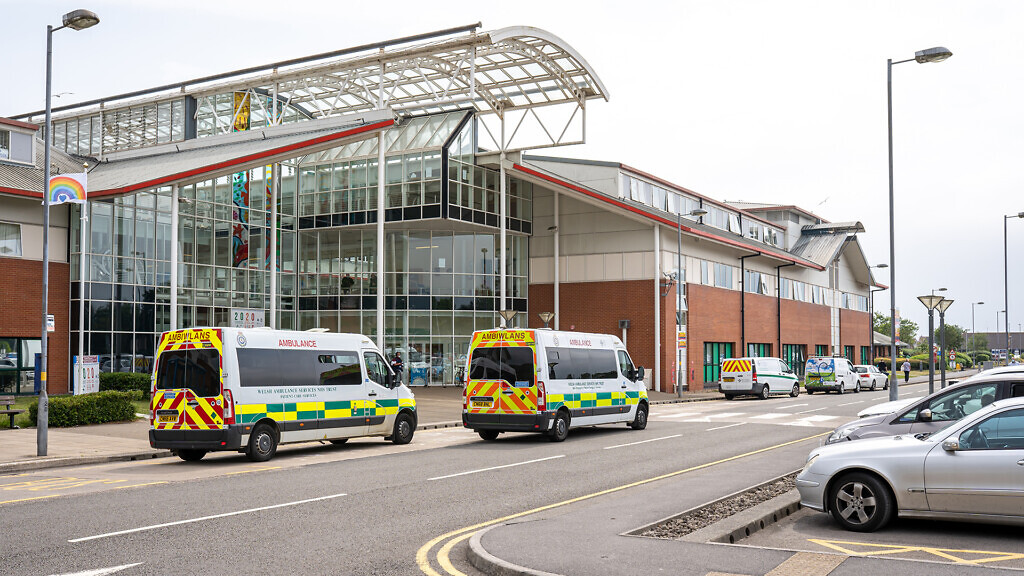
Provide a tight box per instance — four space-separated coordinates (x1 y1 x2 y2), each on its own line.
915 47 953 64
690 208 709 217
875 263 889 269
936 298 954 313
918 294 945 310
62 9 100 30
1017 212 1024 219
978 301 985 305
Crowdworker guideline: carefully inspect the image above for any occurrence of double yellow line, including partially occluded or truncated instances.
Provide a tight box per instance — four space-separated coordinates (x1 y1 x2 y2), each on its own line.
416 432 829 576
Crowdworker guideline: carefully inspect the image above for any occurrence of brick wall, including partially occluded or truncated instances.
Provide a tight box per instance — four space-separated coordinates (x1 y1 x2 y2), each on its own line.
529 279 675 391
0 257 70 394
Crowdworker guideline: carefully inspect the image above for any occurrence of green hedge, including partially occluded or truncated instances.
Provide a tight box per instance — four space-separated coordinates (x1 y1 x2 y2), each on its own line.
877 353 973 371
99 372 151 393
28 390 143 427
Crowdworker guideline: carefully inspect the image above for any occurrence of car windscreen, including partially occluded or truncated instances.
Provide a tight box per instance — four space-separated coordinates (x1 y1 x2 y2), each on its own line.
853 367 867 373
155 349 220 397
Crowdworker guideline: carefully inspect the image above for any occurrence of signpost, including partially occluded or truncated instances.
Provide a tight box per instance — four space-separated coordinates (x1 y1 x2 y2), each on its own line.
231 308 265 328
46 314 55 333
74 355 99 395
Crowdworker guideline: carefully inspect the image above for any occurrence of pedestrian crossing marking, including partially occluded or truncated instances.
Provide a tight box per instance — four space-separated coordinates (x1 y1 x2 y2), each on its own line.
751 413 787 419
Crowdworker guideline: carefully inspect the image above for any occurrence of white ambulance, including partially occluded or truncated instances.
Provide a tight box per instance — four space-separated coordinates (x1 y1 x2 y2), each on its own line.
462 328 648 442
149 327 416 462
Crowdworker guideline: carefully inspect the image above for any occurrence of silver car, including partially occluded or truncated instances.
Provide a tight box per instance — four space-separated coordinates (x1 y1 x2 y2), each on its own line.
826 371 1024 444
797 396 1024 532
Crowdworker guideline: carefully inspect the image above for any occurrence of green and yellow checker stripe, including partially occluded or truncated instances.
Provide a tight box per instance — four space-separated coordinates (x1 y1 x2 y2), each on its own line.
546 390 646 411
236 398 415 424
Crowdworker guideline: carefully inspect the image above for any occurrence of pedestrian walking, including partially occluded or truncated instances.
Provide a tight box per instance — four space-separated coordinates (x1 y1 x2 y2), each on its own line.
901 359 911 383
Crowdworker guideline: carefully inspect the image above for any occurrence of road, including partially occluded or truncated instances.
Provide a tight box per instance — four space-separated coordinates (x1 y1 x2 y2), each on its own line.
0 385 933 575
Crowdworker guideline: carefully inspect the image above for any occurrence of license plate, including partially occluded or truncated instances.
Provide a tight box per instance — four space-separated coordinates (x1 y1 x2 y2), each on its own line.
808 375 820 380
722 377 735 382
472 401 492 408
158 413 178 423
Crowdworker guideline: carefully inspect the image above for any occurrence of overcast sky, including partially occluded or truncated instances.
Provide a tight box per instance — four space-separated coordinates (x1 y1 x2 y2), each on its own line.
4 0 1022 339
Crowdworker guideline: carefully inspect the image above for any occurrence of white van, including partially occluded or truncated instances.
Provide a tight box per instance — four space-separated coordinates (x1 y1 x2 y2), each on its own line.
804 356 859 394
149 327 416 462
720 357 801 400
462 328 648 442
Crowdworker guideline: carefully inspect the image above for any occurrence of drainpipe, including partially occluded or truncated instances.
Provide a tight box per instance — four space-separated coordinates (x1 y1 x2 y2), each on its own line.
739 253 759 354
776 262 796 358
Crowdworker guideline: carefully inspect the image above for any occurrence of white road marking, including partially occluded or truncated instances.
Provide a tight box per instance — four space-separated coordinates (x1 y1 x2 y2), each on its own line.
773 402 808 409
795 415 838 422
428 455 565 481
604 434 683 450
706 422 746 431
750 413 787 419
656 411 700 418
838 400 865 406
51 563 143 576
68 493 347 542
794 406 829 414
705 412 744 419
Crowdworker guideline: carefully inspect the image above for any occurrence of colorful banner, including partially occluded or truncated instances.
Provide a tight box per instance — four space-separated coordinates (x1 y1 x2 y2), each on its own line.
49 172 87 205
232 91 251 268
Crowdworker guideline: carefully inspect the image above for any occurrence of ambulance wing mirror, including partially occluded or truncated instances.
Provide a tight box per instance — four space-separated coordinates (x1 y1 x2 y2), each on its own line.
387 371 400 388
630 366 645 382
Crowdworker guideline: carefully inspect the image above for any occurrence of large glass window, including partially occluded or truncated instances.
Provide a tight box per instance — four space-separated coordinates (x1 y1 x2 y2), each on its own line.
703 342 733 385
0 222 22 257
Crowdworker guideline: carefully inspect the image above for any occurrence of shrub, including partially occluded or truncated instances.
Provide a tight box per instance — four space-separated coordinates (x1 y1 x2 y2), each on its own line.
99 372 151 394
28 390 141 427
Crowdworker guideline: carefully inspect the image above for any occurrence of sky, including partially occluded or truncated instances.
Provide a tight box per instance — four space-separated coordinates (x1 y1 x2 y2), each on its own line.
3 0 1023 339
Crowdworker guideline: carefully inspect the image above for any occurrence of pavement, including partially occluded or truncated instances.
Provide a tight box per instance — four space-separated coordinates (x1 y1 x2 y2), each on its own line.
0 385 721 474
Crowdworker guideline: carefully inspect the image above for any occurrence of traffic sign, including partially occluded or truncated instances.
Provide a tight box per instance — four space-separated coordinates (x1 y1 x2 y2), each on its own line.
948 351 955 361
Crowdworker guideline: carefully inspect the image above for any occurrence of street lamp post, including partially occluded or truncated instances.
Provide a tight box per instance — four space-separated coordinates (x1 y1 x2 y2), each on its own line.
936 298 953 388
1005 212 1024 365
868 263 888 365
998 310 1007 363
971 301 984 366
918 294 945 395
676 207 707 397
38 8 101 457
887 46 952 402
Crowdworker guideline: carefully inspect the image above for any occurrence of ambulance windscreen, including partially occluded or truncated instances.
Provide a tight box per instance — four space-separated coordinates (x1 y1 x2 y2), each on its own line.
470 348 534 386
155 349 220 397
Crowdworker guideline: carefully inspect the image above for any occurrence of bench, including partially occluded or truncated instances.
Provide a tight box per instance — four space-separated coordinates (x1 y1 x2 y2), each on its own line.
0 395 25 429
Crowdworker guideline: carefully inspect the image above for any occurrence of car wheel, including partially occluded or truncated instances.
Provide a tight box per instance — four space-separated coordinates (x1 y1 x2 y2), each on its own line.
870 380 877 391
884 382 889 390
837 384 844 395
246 423 277 463
630 403 648 430
829 472 894 532
549 411 569 442
391 412 415 445
176 449 206 462
724 394 736 401
790 384 800 398
477 430 499 441
854 380 860 393
759 385 770 400
329 438 348 445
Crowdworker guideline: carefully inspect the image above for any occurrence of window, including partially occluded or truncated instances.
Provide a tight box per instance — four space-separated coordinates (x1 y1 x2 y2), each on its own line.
0 223 22 257
317 352 362 386
727 214 741 235
545 347 616 380
958 408 1024 450
782 344 806 377
617 350 635 378
714 263 732 289
470 347 535 384
747 343 771 357
861 346 870 365
0 129 33 164
700 261 709 285
900 383 999 423
843 345 854 362
0 337 40 395
703 342 733 385
155 348 220 397
815 345 829 357
747 225 760 241
363 351 391 387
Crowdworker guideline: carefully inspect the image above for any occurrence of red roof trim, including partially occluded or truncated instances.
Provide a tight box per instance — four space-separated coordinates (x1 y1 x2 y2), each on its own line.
0 185 42 199
513 164 824 270
87 119 395 197
0 117 40 131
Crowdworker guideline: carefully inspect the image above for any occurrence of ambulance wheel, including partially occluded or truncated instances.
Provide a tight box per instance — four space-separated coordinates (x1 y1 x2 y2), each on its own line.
549 411 570 442
759 385 770 400
391 413 415 445
246 423 277 462
630 403 648 430
329 438 348 445
790 384 800 398
478 430 499 441
176 449 206 462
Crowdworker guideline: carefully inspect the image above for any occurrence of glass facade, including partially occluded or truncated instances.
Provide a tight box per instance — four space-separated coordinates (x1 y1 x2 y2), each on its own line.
0 338 40 394
69 112 532 386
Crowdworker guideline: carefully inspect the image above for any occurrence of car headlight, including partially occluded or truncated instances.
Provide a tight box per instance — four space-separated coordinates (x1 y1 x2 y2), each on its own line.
801 453 819 474
825 425 864 445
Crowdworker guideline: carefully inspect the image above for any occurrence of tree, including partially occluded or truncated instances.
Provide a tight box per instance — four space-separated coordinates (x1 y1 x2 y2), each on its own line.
971 333 990 353
898 319 919 345
934 324 966 351
873 312 890 334
872 313 918 345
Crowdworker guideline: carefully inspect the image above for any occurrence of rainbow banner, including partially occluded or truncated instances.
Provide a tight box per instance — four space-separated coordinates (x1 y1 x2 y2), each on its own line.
49 173 88 205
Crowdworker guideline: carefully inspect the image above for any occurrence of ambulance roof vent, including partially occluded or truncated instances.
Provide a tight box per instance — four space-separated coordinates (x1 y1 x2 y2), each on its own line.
306 327 330 333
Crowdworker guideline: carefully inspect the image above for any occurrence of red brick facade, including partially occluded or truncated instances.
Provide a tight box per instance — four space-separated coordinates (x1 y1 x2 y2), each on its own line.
531 279 871 393
0 257 70 394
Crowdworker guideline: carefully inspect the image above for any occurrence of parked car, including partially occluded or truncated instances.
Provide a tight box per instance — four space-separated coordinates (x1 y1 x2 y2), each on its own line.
827 371 1024 444
854 365 1024 418
852 365 888 391
719 357 800 400
798 396 1024 532
804 357 858 394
